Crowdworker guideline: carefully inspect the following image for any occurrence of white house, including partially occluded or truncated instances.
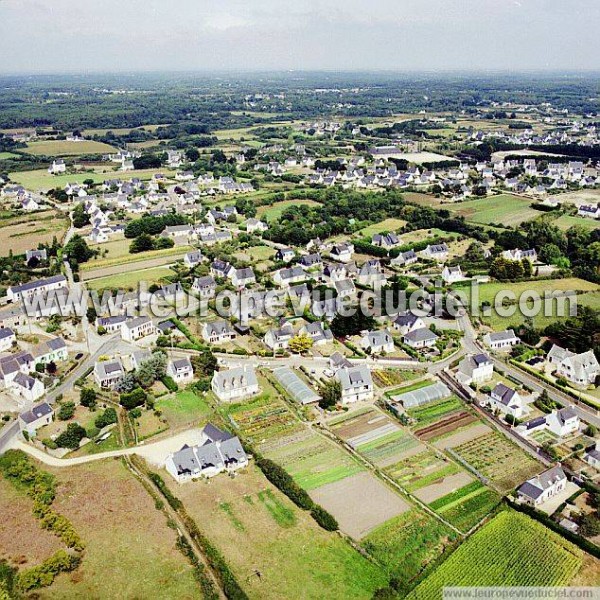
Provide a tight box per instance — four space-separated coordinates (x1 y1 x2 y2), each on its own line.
94 358 125 389
273 266 306 287
457 353 494 386
393 312 426 335
246 218 268 234
0 327 16 352
121 316 155 342
391 250 418 267
403 327 439 349
583 441 600 470
517 466 567 506
545 407 580 437
202 320 236 344
6 275 67 303
264 322 294 351
229 267 256 288
360 329 395 354
299 322 333 346
211 366 260 402
483 329 520 351
192 276 217 299
165 424 248 483
489 383 527 419
337 365 374 404
421 244 449 262
330 243 354 263
502 248 537 262
547 344 600 386
441 265 464 284
184 251 203 268
19 402 54 436
48 159 66 174
10 372 45 403
578 204 600 219
167 357 194 384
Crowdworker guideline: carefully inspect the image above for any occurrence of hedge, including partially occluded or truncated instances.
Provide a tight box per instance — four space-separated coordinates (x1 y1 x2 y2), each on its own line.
17 550 80 592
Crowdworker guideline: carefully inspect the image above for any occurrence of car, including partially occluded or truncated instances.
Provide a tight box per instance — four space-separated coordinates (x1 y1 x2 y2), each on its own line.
75 352 84 360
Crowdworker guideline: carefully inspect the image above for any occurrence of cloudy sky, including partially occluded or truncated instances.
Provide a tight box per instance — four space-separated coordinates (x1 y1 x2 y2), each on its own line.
0 0 598 73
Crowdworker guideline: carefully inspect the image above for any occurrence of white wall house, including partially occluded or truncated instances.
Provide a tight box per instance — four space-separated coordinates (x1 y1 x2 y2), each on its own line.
211 366 260 402
517 466 567 506
337 365 374 404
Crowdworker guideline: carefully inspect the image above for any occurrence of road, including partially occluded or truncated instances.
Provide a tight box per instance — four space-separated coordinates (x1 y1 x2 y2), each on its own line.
456 310 600 429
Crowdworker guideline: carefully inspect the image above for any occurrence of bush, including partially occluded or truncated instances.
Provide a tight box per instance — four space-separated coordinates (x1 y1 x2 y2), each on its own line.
80 387 97 409
17 550 80 592
94 407 118 429
55 423 86 449
310 505 338 531
57 402 75 421
255 456 313 510
120 387 147 410
161 375 179 393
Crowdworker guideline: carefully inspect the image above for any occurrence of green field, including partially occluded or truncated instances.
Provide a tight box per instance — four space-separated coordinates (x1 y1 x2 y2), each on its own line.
408 510 582 598
446 194 541 227
355 430 420 465
407 396 464 427
22 140 118 156
553 214 600 231
155 390 212 429
386 451 462 492
356 218 408 238
0 151 20 159
429 481 501 532
257 199 320 220
85 266 175 291
82 244 191 271
362 509 458 592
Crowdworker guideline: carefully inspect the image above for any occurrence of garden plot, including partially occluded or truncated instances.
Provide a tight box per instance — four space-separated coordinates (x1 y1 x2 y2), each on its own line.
414 411 478 442
413 471 474 504
331 409 421 467
407 395 464 428
385 450 463 493
451 431 543 492
434 422 492 450
310 472 411 539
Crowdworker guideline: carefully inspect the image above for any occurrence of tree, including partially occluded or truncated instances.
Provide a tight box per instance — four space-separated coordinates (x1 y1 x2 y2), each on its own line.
86 306 97 324
330 312 376 337
114 372 137 394
57 402 75 421
133 154 162 169
185 147 200 162
119 387 147 410
80 388 97 409
71 203 89 228
579 514 600 537
191 350 217 377
288 334 314 354
318 379 341 410
129 234 154 254
55 423 86 449
95 407 118 429
136 351 167 388
539 243 564 266
64 235 94 265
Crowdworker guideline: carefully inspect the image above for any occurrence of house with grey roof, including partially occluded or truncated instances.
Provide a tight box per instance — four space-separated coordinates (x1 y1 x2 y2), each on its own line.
360 329 394 354
94 358 125 389
10 372 45 403
583 441 600 470
19 402 53 436
517 466 567 507
334 278 356 299
0 327 16 352
545 407 580 437
457 353 494 386
264 322 294 351
229 267 256 288
165 424 248 482
121 316 155 342
184 250 203 268
96 315 129 334
192 275 216 299
211 366 259 402
403 327 439 349
201 320 236 345
391 250 418 267
337 365 374 404
393 311 425 336
420 244 449 262
273 266 307 287
167 357 194 384
299 322 333 346
6 274 67 303
372 232 401 249
489 383 527 419
483 329 520 351
547 344 600 386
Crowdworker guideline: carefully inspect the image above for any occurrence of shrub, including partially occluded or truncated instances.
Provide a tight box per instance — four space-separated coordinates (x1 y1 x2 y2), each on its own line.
57 402 75 421
120 387 147 410
94 407 118 429
255 456 313 510
310 505 338 531
161 375 179 393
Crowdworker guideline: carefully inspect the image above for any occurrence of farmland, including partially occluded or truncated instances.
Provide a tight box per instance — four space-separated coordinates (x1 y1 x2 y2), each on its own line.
451 432 543 492
22 140 118 156
408 510 584 598
356 218 408 238
256 199 320 220
385 450 462 493
0 210 69 256
84 265 176 291
445 194 541 227
37 459 200 599
362 509 458 592
168 464 388 599
407 396 465 428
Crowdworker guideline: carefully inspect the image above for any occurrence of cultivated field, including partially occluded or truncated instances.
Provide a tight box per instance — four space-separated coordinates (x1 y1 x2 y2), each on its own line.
362 509 458 592
445 194 541 227
451 432 543 492
0 210 69 256
22 140 118 156
168 465 388 599
310 472 411 539
38 460 200 599
408 510 584 598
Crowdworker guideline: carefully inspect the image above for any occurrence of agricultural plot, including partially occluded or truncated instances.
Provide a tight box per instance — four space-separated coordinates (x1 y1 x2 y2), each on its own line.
385 450 462 493
84 266 176 291
22 140 118 156
0 210 69 257
407 396 464 428
361 509 458 592
428 480 501 532
356 218 407 238
256 199 320 220
372 369 421 388
155 390 212 429
445 194 541 227
331 408 421 467
408 510 584 598
168 465 387 599
451 431 543 492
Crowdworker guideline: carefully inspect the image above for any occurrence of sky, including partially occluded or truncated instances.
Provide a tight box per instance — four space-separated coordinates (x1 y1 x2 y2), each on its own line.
0 0 598 74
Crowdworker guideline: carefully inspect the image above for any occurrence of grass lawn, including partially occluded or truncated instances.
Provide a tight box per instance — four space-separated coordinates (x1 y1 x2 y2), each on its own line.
553 214 600 231
445 194 541 227
356 218 408 238
22 140 118 156
38 459 201 599
85 266 175 291
155 390 212 429
408 510 583 597
0 151 20 159
169 464 387 599
256 199 320 220
362 509 458 592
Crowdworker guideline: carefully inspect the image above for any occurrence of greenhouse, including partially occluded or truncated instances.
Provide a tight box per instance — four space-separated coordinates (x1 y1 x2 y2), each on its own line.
391 381 451 409
273 367 320 405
